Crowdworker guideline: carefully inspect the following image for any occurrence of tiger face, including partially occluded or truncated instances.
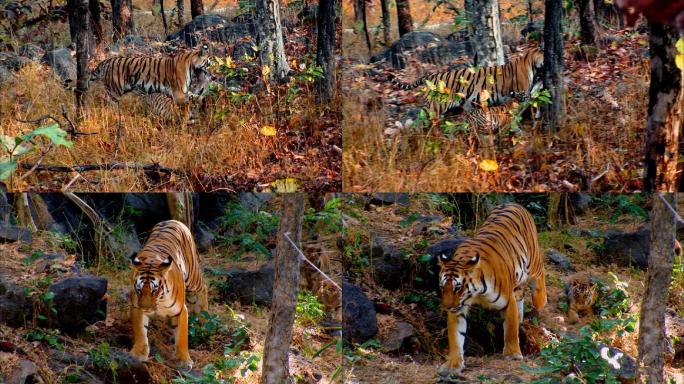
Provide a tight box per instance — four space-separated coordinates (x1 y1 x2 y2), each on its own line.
438 245 481 310
131 253 173 311
564 272 598 323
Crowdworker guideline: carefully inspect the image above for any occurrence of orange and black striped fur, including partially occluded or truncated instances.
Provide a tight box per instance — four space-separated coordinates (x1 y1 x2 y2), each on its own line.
146 67 214 124
438 203 547 374
129 220 208 369
564 272 598 324
91 44 211 104
399 48 544 116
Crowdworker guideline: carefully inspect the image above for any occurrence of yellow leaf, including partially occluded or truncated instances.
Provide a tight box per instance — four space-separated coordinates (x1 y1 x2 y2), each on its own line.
271 178 300 192
225 56 235 69
480 89 491 103
677 54 684 71
479 159 499 172
262 65 271 80
260 125 277 136
676 38 684 53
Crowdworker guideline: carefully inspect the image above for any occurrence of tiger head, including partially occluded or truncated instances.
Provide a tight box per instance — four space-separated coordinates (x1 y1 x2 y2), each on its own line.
193 43 212 69
130 253 173 311
438 242 481 311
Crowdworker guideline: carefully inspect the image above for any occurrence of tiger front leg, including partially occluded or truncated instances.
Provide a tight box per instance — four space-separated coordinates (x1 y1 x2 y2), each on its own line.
129 307 150 362
439 311 466 376
502 296 523 360
173 304 193 369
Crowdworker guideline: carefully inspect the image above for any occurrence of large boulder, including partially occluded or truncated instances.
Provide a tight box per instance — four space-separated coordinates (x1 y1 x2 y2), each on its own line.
0 52 32 72
166 14 256 47
569 193 592 216
546 249 576 274
369 235 410 290
415 41 472 66
370 31 446 69
599 228 650 268
107 34 156 55
49 275 108 334
220 264 274 306
42 48 76 85
17 43 45 61
0 223 31 243
4 359 40 384
342 281 377 343
368 193 410 207
379 320 416 352
0 274 32 327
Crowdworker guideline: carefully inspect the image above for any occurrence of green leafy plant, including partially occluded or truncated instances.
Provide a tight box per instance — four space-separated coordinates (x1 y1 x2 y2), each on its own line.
189 310 229 347
0 123 73 180
219 202 279 258
509 89 552 133
295 290 326 325
25 328 63 350
303 197 343 234
89 343 119 383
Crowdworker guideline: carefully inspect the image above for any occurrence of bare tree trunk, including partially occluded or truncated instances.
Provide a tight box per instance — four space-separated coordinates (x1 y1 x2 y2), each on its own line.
176 0 185 27
190 0 203 19
110 0 133 41
577 0 599 45
316 0 337 103
353 0 371 54
89 0 104 49
261 193 304 384
547 193 575 229
644 22 682 192
464 0 505 66
380 0 391 46
637 193 677 384
68 0 90 116
542 0 565 132
159 0 168 35
13 193 36 232
395 0 413 36
166 193 193 229
255 0 291 82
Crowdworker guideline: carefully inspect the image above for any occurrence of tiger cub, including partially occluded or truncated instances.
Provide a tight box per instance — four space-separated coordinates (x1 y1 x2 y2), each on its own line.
146 67 214 124
564 272 598 324
398 48 544 116
438 203 547 374
129 220 208 369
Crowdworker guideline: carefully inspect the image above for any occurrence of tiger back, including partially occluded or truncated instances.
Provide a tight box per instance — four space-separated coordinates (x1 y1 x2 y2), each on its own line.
399 48 544 117
91 44 211 104
437 203 547 374
129 220 208 369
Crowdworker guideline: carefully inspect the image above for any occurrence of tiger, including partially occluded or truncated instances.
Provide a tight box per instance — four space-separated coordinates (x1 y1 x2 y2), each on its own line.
129 220 209 369
563 272 598 324
438 203 547 374
91 44 211 105
398 48 544 117
146 66 215 124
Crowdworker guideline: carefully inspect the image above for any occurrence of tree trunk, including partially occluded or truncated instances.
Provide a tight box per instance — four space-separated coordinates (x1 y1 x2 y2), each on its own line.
13 193 36 232
380 0 391 46
166 193 193 229
190 0 203 19
255 0 291 82
68 0 90 116
542 0 565 132
316 0 337 103
547 193 575 229
353 0 371 54
464 0 505 66
577 0 599 46
637 193 677 384
395 0 413 36
159 0 168 36
176 0 185 27
643 22 682 192
261 193 304 384
89 0 104 49
110 0 133 41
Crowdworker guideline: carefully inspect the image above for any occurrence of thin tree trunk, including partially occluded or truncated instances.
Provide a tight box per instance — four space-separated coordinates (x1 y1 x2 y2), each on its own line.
380 0 391 46
644 22 682 192
68 0 90 116
464 0 505 66
14 193 36 232
255 0 291 82
110 0 133 41
166 193 193 229
261 193 304 384
577 0 599 45
395 0 413 36
316 0 337 103
176 0 185 27
353 0 371 54
89 0 104 49
542 0 565 132
637 193 677 383
159 0 168 36
190 0 203 19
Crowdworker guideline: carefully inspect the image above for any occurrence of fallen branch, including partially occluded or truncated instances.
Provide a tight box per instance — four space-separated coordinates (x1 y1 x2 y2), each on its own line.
14 106 97 138
19 162 186 175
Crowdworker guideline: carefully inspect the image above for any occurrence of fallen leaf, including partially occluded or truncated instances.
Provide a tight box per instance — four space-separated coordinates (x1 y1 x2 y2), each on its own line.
260 125 277 136
479 159 499 172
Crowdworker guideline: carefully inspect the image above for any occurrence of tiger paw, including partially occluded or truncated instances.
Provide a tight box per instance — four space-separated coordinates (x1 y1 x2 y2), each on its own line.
504 353 524 360
174 357 194 370
438 362 464 376
129 346 150 362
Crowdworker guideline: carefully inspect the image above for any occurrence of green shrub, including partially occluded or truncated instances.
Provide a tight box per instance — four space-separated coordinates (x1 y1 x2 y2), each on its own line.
295 290 325 325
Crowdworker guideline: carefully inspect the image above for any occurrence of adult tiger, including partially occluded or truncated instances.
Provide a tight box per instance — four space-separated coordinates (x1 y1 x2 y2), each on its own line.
438 203 547 374
91 44 211 104
398 48 544 117
129 220 208 369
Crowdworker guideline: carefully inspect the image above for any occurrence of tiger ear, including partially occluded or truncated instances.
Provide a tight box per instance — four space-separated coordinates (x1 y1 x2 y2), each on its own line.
159 256 173 270
130 253 142 266
438 253 451 267
466 252 480 266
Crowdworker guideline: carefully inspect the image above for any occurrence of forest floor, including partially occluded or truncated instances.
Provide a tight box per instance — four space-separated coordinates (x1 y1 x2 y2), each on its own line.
0 220 342 383
0 2 340 192
340 194 684 383
342 1 648 192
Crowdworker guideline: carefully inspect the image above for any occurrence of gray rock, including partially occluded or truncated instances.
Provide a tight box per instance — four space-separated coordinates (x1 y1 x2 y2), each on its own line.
0 274 32 327
426 238 468 260
546 249 576 273
167 14 256 47
666 310 684 359
0 187 11 222
42 48 76 85
17 43 44 61
239 192 274 212
0 64 13 84
416 41 472 66
194 222 215 252
5 359 39 384
0 52 32 71
600 228 650 268
232 39 258 61
342 281 377 343
369 193 410 207
370 235 409 290
597 344 637 381
381 321 415 352
220 264 274 306
370 31 446 69
49 275 107 334
0 223 31 243
107 34 155 55
570 193 592 215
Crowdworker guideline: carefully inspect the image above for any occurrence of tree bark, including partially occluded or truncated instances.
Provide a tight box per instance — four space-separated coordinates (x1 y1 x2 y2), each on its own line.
353 0 371 54
643 22 682 192
68 0 90 116
255 0 291 82
190 0 203 19
316 0 337 103
380 0 391 46
110 0 133 42
464 0 505 66
166 193 193 229
542 0 565 132
89 0 104 49
577 0 599 46
395 0 413 36
261 193 304 384
637 193 677 384
176 0 185 27
159 0 168 36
